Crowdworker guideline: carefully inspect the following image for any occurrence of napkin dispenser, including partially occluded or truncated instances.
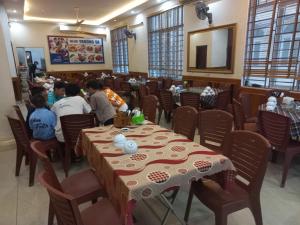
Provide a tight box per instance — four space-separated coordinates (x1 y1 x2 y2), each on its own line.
113 111 131 128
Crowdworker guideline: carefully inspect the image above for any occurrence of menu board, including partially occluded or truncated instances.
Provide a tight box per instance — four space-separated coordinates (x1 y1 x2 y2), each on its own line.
48 36 105 64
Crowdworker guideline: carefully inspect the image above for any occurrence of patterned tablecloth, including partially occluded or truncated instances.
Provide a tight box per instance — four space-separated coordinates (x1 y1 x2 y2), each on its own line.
259 102 300 140
76 122 235 225
175 87 224 108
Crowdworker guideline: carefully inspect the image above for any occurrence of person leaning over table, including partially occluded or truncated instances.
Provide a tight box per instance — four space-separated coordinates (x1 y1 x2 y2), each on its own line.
86 80 116 126
51 83 92 143
101 81 128 112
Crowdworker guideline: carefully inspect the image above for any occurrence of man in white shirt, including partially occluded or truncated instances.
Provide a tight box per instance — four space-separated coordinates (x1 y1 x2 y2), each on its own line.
52 83 91 142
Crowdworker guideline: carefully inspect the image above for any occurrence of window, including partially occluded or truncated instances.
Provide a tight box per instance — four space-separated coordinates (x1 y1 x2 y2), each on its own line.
148 6 183 79
243 0 300 90
111 26 129 74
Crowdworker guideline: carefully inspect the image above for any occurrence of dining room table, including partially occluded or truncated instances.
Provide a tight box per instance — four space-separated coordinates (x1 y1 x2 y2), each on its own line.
174 86 224 108
75 121 236 225
259 101 300 140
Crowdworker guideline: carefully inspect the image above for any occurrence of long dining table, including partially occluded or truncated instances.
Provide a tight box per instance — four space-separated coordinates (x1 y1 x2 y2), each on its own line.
76 121 236 225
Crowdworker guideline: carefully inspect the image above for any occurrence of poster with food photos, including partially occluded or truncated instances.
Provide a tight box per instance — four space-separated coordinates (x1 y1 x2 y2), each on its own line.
48 36 104 64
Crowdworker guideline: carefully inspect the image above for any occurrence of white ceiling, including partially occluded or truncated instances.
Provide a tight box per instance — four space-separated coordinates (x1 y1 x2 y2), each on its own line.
2 0 170 25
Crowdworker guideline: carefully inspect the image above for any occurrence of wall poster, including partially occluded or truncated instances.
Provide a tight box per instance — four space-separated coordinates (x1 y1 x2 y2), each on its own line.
48 36 105 64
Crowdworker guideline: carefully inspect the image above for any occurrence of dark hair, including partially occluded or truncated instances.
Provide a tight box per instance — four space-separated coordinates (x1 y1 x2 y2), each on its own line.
30 86 46 96
86 80 101 90
65 83 80 97
31 94 46 108
54 81 65 90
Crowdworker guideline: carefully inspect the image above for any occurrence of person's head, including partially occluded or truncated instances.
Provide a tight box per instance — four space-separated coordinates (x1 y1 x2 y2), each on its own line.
31 94 46 108
34 61 38 65
86 80 102 95
54 81 65 97
30 86 47 99
65 83 80 97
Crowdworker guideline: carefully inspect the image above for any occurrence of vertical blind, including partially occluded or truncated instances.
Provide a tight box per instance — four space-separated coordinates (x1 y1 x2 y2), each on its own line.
243 0 300 90
111 26 129 74
148 6 184 80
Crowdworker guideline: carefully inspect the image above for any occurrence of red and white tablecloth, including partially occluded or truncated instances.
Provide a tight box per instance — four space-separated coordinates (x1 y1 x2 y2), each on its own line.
76 122 236 225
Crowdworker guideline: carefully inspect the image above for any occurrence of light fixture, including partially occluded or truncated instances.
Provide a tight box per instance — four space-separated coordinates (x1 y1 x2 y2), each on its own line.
131 10 136 14
23 0 149 25
12 9 17 13
113 19 117 22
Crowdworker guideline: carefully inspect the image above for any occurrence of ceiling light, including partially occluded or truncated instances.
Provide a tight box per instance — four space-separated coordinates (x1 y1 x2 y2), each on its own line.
131 10 136 14
24 1 30 12
113 19 117 22
12 10 17 13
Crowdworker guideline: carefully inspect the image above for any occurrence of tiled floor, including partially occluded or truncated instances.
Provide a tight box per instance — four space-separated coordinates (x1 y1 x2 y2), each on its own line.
1 112 300 225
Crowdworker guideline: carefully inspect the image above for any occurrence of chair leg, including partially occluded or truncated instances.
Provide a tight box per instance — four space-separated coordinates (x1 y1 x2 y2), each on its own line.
29 151 37 186
48 201 55 225
25 153 29 165
271 151 278 163
281 153 293 188
15 148 24 176
215 211 228 225
250 198 263 225
64 148 71 177
184 186 194 222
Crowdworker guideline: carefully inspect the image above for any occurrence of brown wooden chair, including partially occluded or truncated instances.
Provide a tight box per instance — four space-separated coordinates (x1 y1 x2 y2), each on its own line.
147 80 159 96
215 90 231 111
138 84 150 108
7 116 61 186
113 78 123 91
258 110 300 187
60 114 96 176
232 99 257 131
172 106 198 141
180 92 201 111
142 95 158 124
158 90 177 124
103 78 114 89
239 93 259 123
162 78 173 89
120 81 132 93
199 110 233 152
184 130 271 225
31 141 106 225
38 171 121 225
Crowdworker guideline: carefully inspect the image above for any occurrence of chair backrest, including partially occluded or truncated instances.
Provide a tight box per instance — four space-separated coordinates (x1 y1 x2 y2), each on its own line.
199 110 233 152
224 130 271 195
60 114 95 149
232 98 246 130
180 92 200 111
142 95 158 123
147 81 159 95
104 78 114 89
13 105 26 127
258 110 290 152
159 90 174 112
120 81 132 92
7 116 31 151
215 90 231 110
163 78 173 89
139 84 150 98
39 171 83 225
31 141 63 191
113 78 122 91
172 106 198 141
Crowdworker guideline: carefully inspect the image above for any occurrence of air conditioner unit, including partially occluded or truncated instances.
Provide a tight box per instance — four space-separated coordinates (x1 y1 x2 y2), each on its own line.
59 25 107 38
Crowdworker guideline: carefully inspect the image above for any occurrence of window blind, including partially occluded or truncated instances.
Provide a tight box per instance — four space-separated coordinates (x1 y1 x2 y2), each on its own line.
148 6 184 80
243 0 300 90
111 26 129 74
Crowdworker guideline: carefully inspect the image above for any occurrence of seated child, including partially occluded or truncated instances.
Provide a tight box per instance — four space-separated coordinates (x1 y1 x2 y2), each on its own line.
29 94 56 140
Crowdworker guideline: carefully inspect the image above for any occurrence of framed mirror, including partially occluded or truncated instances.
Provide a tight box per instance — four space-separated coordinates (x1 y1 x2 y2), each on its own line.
187 24 236 74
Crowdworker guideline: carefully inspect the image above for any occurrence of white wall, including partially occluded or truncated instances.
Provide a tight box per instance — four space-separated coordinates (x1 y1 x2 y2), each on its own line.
111 0 249 79
0 5 17 140
10 22 113 72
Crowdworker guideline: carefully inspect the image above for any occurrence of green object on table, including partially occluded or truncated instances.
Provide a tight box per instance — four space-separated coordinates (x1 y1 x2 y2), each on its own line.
131 114 145 125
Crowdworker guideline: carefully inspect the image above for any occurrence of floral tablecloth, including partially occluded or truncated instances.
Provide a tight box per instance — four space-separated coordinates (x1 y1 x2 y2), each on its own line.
76 122 235 225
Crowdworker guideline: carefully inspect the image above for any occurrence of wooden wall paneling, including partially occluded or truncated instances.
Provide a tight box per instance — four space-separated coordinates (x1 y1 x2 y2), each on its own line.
12 77 22 101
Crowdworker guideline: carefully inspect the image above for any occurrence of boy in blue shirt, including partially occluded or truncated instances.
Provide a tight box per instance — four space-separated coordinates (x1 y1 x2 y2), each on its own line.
29 94 56 140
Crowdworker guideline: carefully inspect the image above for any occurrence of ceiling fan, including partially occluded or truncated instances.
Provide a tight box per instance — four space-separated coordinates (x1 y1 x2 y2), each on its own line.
70 7 85 26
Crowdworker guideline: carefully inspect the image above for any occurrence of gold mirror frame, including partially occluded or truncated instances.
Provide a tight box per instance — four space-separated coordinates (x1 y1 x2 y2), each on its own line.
187 23 236 74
